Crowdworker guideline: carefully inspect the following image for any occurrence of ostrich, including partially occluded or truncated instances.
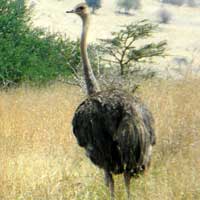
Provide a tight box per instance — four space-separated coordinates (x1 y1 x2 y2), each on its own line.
66 3 156 200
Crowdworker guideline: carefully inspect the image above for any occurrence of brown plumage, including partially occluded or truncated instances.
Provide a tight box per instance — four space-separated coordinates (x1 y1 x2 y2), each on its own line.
66 3 156 200
73 89 155 173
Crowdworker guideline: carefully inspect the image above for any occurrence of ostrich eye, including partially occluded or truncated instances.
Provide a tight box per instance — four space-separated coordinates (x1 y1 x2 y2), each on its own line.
79 6 84 10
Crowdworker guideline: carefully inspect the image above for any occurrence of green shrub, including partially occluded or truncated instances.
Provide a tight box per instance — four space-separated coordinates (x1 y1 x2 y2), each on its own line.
85 0 102 13
161 0 185 6
117 0 141 14
158 8 172 24
0 0 80 87
100 20 167 76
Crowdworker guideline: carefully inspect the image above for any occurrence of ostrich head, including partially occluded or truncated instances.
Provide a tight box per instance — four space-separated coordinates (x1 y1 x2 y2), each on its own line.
66 3 90 19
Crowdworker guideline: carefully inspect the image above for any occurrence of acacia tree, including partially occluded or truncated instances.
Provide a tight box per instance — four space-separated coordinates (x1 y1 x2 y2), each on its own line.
85 0 101 13
117 0 141 14
100 20 167 76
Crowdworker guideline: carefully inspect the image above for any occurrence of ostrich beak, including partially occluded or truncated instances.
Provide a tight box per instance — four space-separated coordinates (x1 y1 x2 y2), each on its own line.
66 10 75 13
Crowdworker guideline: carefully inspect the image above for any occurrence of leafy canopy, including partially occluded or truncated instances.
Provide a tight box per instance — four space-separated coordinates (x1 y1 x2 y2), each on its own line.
0 0 80 87
117 0 141 13
100 20 167 75
85 0 101 13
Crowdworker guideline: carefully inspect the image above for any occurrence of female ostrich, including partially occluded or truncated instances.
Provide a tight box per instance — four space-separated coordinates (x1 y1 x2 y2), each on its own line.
66 3 156 200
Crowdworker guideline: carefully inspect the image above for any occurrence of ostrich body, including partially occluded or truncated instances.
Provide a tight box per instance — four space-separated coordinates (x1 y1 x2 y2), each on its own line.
66 3 156 200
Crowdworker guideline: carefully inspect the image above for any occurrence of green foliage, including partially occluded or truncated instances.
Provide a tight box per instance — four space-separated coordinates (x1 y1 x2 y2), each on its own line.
0 0 80 87
162 0 198 7
85 0 102 13
100 20 167 76
117 0 141 13
161 0 184 6
158 8 172 24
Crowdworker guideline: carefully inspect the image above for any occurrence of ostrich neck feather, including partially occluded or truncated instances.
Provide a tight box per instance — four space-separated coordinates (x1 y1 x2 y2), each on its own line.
81 15 100 95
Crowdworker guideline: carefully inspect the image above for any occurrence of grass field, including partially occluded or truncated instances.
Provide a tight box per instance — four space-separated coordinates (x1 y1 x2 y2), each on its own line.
0 78 200 200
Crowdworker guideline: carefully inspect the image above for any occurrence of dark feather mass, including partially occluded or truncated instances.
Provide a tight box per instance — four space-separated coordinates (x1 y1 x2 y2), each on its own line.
72 89 156 176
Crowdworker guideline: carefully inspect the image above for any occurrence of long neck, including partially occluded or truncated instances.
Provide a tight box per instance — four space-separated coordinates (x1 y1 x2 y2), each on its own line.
81 15 100 95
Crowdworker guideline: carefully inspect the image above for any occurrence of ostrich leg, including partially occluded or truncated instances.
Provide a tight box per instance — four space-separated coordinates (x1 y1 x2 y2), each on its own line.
124 172 131 200
104 170 115 200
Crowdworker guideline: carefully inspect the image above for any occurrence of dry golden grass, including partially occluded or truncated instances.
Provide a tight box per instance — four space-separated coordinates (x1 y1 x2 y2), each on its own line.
0 79 200 200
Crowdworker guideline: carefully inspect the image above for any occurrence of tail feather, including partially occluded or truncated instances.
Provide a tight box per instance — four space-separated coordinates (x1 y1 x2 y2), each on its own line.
114 114 151 173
